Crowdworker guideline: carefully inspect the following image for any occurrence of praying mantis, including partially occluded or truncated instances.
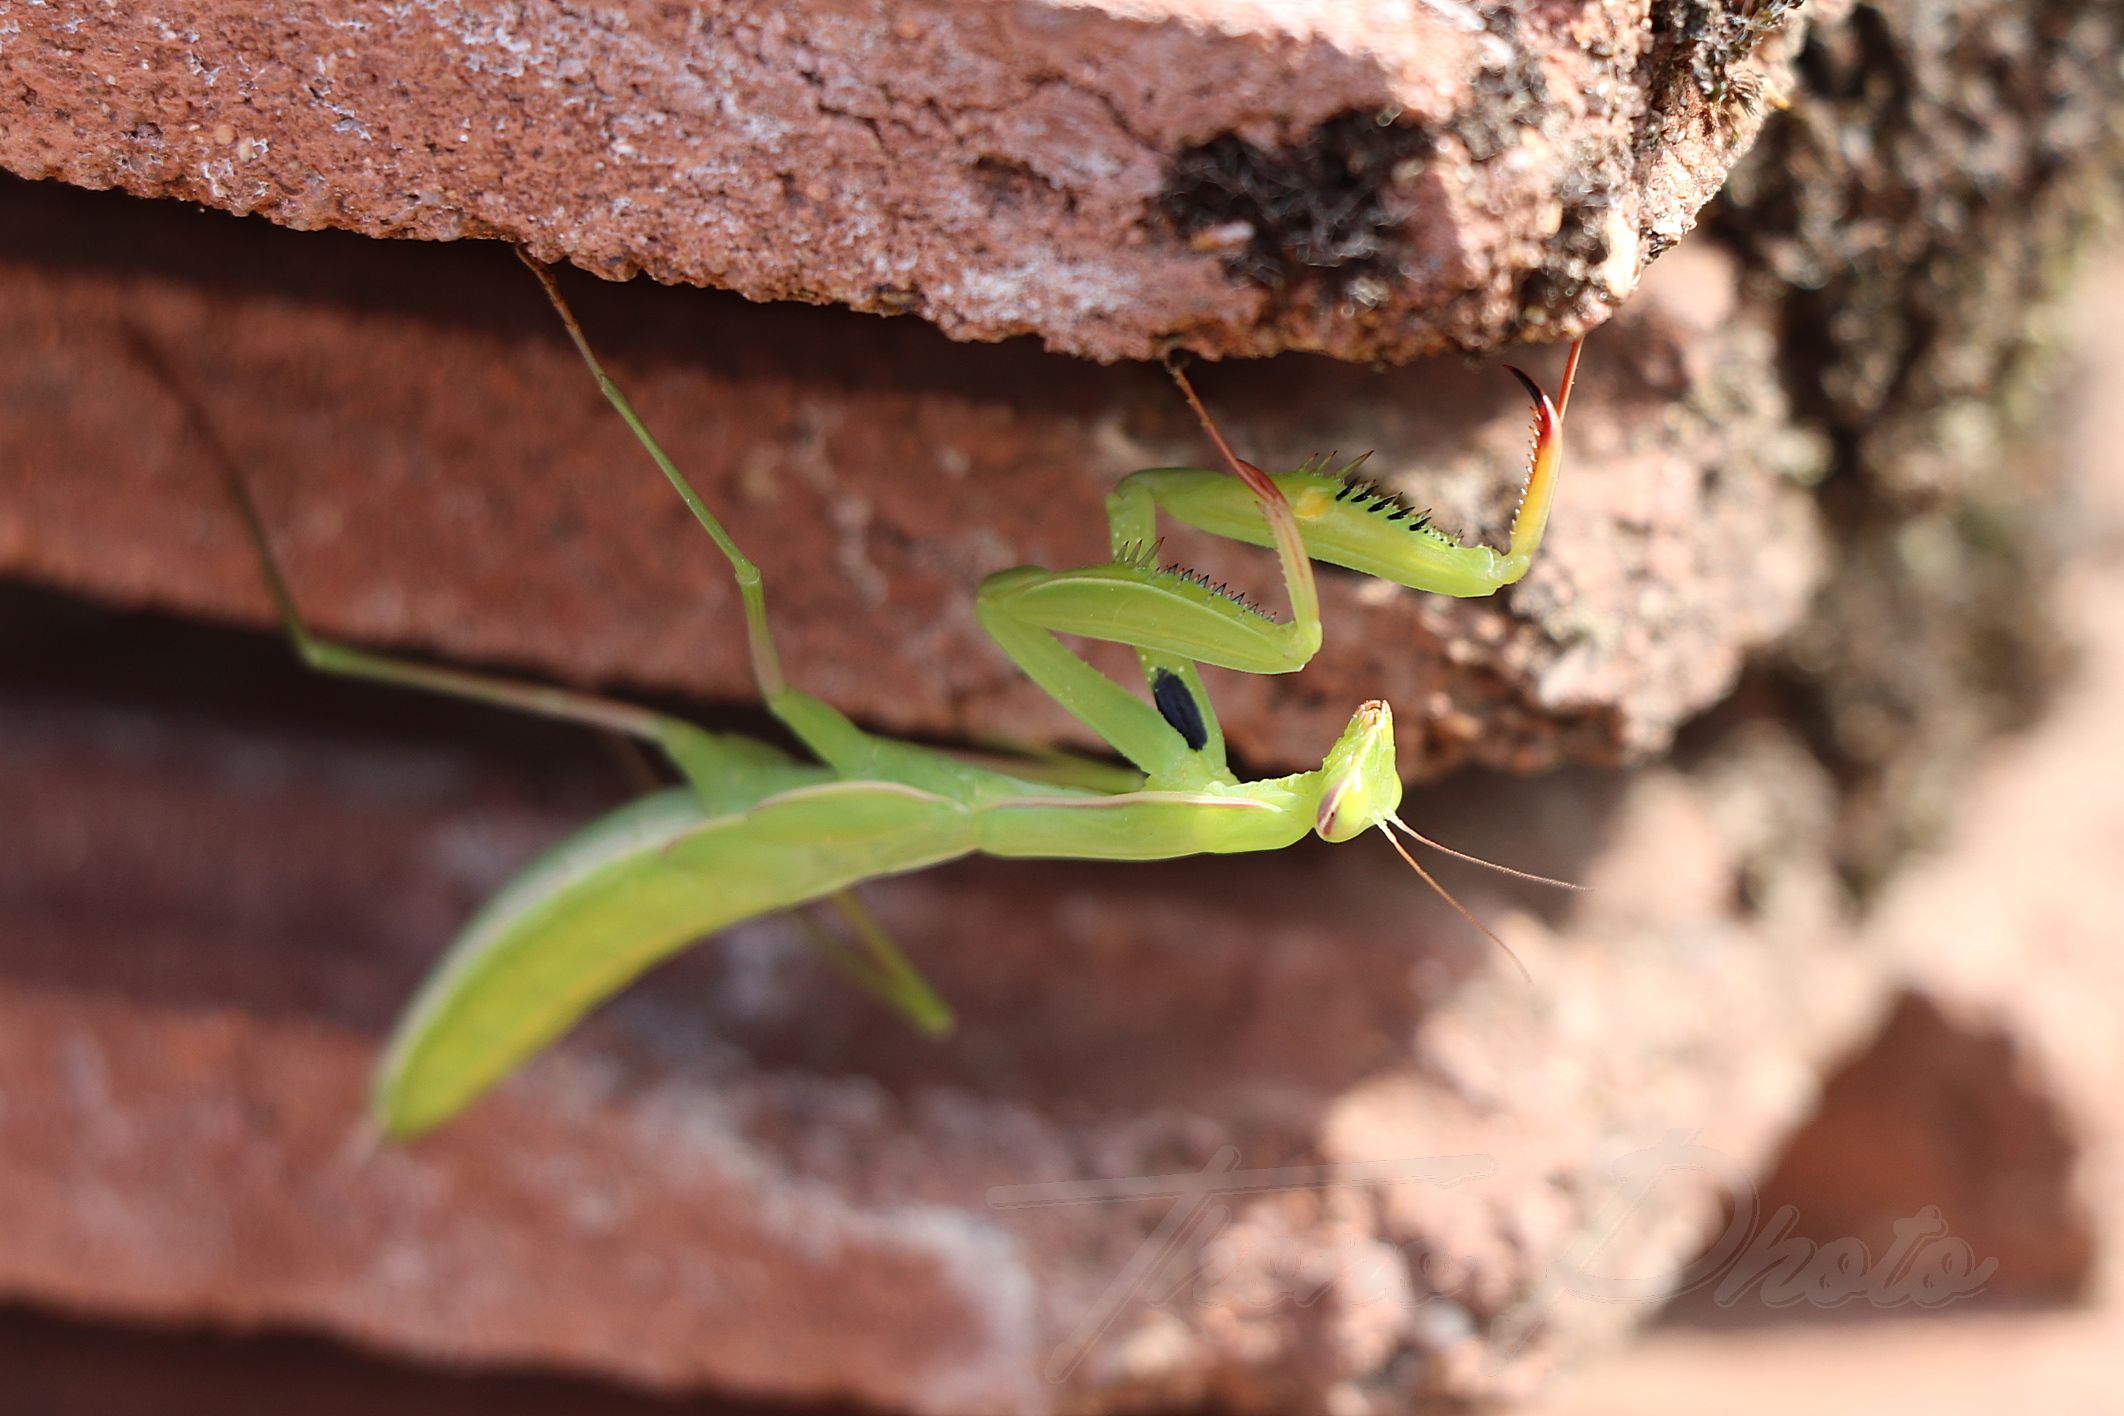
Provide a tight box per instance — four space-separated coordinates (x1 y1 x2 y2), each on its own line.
217 255 1583 1138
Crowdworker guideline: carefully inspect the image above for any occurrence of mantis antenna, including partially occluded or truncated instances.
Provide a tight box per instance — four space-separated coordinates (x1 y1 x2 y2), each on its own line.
1379 812 1586 984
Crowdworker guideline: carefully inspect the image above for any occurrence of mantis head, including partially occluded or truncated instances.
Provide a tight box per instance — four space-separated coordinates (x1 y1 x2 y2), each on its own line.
1313 700 1403 842
1313 698 1584 982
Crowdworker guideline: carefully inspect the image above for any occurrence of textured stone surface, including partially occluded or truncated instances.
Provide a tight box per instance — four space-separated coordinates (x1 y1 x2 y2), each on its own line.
0 176 1822 780
1715 0 2124 496
1568 258 2124 1360
1729 993 2097 1308
1712 0 2124 891
1854 269 2124 1306
0 0 1800 361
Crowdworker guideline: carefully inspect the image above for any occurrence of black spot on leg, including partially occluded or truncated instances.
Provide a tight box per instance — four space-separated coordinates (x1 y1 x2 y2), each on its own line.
1152 669 1209 751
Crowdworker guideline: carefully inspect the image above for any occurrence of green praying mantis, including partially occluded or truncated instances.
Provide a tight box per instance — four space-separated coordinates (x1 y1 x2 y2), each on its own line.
215 255 1584 1138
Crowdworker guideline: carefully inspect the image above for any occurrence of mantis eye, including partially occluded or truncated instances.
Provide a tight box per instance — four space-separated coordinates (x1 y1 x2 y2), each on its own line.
1315 777 1352 839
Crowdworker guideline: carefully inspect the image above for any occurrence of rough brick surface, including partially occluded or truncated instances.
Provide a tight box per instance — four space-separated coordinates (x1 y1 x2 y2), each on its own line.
6 1 2124 1410
1533 287 2124 1398
1855 276 2124 1306
0 0 1799 361
0 177 1821 780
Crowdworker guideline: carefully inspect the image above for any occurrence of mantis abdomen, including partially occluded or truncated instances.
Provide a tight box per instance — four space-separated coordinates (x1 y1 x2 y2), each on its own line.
378 779 974 1136
376 762 1322 1135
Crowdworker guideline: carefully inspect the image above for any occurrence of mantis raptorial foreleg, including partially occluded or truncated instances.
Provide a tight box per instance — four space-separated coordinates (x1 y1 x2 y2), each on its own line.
1130 352 1576 599
972 346 1575 786
969 376 1330 784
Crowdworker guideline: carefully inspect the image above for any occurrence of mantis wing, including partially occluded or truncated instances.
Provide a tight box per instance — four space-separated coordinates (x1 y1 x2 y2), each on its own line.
375 779 973 1137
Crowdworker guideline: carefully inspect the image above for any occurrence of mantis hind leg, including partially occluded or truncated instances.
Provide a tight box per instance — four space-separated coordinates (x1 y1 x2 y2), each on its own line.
134 310 747 779
795 891 955 1037
214 447 790 801
175 329 952 1044
524 257 926 787
526 260 1131 810
230 476 953 1046
523 256 786 704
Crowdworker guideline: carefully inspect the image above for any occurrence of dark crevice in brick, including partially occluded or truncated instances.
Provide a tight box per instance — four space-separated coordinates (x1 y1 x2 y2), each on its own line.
1155 109 1434 306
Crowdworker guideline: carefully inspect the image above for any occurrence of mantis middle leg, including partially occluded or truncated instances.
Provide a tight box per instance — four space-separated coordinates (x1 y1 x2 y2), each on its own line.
976 346 1577 782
